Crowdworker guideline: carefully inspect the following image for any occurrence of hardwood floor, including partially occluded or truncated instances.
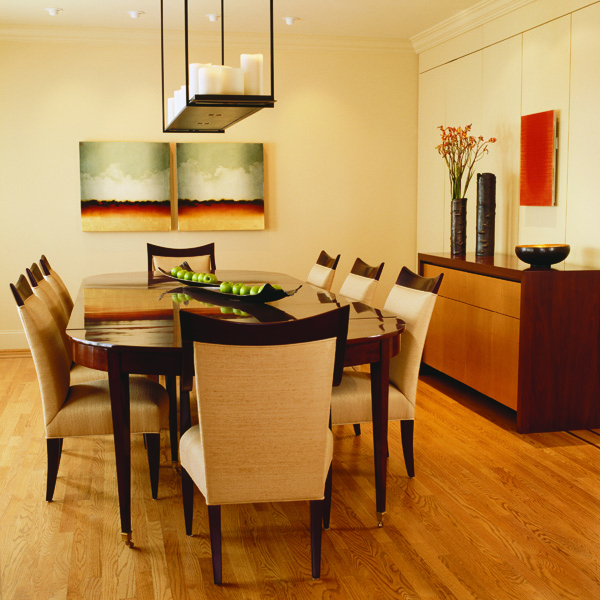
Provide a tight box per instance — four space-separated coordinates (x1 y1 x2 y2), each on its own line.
2 356 600 599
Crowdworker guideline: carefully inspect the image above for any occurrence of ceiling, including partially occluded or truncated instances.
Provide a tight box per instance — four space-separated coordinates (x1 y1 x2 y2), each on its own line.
1 0 484 41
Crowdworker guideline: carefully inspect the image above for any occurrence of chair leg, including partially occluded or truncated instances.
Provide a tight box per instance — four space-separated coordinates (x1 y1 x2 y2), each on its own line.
208 505 222 585
46 438 63 502
145 433 160 499
353 424 361 436
181 467 194 536
400 420 415 478
323 464 333 530
309 499 324 579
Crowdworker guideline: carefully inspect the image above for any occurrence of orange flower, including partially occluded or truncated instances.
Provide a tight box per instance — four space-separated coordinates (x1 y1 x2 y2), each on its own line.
437 124 496 200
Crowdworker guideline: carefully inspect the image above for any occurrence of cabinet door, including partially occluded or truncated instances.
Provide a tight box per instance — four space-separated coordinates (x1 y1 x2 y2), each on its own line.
422 264 520 410
425 296 519 409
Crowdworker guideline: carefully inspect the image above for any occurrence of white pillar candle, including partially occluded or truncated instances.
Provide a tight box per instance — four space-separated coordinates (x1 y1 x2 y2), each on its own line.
188 63 211 97
167 97 174 123
198 65 223 94
174 86 186 113
221 67 244 94
240 53 263 95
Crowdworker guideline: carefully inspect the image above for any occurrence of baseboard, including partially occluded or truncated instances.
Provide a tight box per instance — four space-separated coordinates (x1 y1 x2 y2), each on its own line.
0 330 28 351
0 348 31 359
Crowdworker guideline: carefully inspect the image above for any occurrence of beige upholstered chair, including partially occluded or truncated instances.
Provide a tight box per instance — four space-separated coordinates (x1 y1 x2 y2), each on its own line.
24 270 107 384
10 281 169 502
331 267 443 477
39 255 74 317
178 306 350 584
306 250 341 292
338 257 384 305
147 242 216 274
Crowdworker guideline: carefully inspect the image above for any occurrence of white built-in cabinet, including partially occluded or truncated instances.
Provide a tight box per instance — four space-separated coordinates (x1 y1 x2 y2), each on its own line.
417 1 600 269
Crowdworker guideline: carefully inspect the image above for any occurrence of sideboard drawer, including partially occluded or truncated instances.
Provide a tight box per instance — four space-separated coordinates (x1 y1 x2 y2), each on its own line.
422 264 520 318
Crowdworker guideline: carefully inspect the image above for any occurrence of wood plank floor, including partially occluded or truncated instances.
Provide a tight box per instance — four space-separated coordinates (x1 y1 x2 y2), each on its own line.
2 356 600 599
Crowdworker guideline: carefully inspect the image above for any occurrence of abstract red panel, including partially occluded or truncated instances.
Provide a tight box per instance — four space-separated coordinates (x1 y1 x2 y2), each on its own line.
520 110 557 206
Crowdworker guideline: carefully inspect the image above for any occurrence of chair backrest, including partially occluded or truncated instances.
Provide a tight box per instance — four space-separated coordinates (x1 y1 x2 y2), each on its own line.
39 256 74 317
28 266 69 326
147 242 216 273
10 282 71 431
338 257 384 305
26 268 73 362
384 267 443 405
306 250 341 292
179 306 349 505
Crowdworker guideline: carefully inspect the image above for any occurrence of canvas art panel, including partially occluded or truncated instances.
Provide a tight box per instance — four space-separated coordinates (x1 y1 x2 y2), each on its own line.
80 141 171 231
520 110 557 206
176 143 265 231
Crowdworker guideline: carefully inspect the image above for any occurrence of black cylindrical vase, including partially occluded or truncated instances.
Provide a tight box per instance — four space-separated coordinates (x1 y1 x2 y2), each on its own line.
451 198 467 256
476 173 496 257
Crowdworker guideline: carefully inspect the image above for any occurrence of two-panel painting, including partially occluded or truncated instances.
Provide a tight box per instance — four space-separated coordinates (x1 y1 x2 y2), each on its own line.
79 141 265 231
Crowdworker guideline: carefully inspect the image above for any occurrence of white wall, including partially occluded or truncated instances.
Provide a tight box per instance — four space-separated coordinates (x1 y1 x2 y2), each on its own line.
0 30 418 349
417 0 600 263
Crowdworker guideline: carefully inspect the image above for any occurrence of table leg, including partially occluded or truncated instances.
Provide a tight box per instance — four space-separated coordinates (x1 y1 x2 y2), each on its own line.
370 339 391 526
166 375 178 464
107 352 133 547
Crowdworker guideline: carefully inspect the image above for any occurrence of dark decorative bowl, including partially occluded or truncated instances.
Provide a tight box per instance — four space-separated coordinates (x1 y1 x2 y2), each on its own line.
515 244 570 267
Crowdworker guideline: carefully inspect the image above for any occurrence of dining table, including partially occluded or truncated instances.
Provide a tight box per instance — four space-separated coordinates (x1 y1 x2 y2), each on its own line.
66 269 405 546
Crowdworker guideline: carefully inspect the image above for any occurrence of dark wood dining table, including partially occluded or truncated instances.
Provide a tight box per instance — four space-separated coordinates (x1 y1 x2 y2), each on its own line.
66 270 405 545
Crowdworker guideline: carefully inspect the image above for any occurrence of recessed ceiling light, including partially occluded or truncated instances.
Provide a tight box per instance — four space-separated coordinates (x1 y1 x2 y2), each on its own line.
127 10 145 19
206 14 220 22
282 16 300 26
45 8 63 17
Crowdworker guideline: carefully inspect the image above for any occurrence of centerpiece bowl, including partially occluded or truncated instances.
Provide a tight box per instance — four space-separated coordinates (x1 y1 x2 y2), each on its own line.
515 244 570 267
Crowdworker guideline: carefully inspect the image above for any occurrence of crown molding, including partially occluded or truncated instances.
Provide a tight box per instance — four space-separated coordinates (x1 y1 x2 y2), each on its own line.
410 0 536 54
0 25 413 53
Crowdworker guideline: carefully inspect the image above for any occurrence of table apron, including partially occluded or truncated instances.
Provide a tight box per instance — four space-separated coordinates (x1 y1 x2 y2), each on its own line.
344 336 400 367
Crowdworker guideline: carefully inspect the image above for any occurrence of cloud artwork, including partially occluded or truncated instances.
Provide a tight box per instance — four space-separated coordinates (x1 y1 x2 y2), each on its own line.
80 142 171 232
176 143 265 231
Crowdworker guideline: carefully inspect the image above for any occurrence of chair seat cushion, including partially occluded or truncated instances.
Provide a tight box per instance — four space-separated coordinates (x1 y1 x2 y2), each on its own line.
180 424 334 506
331 370 414 425
45 376 169 438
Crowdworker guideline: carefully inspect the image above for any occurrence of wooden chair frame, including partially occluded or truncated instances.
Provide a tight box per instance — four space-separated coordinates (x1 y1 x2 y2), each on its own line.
178 306 350 583
146 242 216 272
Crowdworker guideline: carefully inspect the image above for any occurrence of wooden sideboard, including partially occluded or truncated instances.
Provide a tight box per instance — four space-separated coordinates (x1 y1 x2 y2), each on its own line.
418 252 600 433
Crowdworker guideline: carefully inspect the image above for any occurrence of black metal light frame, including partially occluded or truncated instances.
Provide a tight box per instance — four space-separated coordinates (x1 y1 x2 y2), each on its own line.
161 0 275 133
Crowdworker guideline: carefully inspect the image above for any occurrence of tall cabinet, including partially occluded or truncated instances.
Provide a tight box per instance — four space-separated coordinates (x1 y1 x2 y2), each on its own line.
418 252 600 433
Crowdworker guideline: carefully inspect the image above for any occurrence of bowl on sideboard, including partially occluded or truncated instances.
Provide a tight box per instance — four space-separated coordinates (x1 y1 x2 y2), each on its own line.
515 244 570 267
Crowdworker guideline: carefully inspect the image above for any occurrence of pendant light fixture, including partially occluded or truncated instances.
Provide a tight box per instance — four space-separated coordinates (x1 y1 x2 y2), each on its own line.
161 0 275 133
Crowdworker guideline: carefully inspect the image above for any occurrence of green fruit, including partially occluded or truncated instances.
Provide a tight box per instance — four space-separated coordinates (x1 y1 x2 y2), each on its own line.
220 281 233 293
233 309 250 316
170 267 180 277
183 271 194 281
250 285 261 295
220 306 234 314
192 272 201 282
203 273 217 284
271 284 282 290
231 283 243 295
177 269 187 279
239 284 252 295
